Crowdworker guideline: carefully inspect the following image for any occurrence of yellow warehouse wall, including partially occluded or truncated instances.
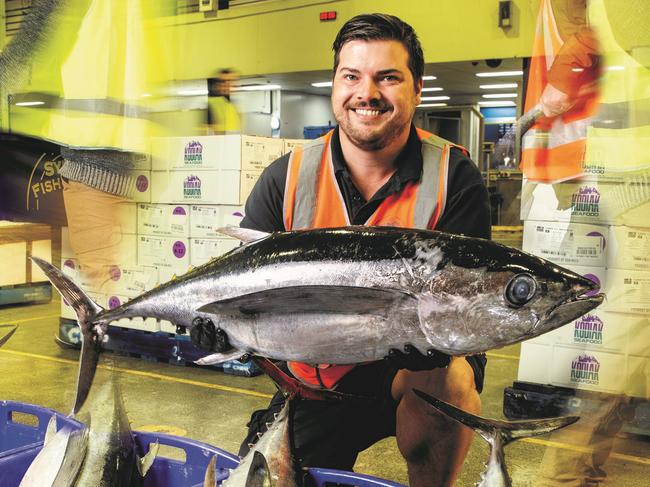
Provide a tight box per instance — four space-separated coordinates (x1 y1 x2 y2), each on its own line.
166 0 536 79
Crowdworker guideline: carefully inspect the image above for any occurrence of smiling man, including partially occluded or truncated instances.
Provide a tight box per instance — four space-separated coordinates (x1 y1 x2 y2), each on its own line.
195 13 491 487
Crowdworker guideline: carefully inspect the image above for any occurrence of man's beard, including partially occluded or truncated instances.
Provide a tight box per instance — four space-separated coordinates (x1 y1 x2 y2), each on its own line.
337 104 412 152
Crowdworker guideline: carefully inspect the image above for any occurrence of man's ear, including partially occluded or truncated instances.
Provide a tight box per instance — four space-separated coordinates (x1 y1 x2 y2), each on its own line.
415 78 424 105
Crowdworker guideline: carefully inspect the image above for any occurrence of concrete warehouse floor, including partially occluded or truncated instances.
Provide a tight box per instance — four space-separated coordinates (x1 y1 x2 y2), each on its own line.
1 299 648 486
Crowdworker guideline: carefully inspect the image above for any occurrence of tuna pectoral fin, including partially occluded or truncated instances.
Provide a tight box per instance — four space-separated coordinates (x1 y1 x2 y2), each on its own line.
137 440 159 477
195 349 247 366
0 324 17 347
216 225 270 243
197 285 416 316
246 451 274 487
203 455 217 487
413 389 579 445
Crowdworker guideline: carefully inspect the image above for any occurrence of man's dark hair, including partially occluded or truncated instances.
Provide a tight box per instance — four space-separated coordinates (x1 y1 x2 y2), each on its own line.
332 13 424 90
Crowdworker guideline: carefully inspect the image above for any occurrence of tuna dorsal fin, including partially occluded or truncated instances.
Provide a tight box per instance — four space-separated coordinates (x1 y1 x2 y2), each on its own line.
203 454 217 487
0 324 17 347
215 225 269 243
412 389 579 446
137 440 159 477
43 415 57 446
197 285 416 317
245 451 274 487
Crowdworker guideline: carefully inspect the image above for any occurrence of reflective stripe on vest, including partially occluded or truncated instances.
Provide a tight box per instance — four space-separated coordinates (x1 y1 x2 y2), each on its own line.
283 128 456 388
520 0 600 183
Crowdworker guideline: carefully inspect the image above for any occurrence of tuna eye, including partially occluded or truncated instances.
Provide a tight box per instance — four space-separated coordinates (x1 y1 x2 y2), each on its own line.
505 274 537 307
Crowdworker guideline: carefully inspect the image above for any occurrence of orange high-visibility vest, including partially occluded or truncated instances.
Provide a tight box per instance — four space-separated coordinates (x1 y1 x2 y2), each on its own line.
283 128 461 388
520 0 600 183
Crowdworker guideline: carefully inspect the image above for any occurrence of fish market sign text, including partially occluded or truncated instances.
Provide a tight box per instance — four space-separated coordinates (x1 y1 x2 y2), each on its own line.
184 140 203 165
183 175 201 199
573 314 603 345
570 354 600 385
571 186 600 217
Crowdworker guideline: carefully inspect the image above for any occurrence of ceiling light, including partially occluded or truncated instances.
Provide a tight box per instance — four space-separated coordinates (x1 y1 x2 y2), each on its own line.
478 100 516 106
421 96 450 101
475 70 523 77
479 83 518 89
422 75 437 81
417 103 448 108
311 81 333 88
14 101 45 107
606 65 624 71
571 68 584 73
482 93 517 98
421 87 443 92
234 84 282 91
177 89 208 96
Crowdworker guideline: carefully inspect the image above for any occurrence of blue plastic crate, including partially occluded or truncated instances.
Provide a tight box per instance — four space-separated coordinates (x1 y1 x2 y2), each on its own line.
0 401 405 487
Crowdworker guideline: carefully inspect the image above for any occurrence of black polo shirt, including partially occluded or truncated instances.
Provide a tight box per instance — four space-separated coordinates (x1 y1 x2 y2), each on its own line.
241 125 491 240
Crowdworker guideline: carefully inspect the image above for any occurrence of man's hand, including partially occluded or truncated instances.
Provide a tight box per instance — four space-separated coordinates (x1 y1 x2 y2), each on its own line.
384 344 451 371
540 82 575 118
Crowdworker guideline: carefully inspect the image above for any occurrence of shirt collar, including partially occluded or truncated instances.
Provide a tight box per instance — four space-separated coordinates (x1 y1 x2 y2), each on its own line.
330 125 423 187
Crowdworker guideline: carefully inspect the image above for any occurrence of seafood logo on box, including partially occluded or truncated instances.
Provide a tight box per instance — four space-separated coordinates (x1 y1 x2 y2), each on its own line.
571 186 600 217
574 314 603 345
184 141 203 164
570 354 600 385
183 175 201 199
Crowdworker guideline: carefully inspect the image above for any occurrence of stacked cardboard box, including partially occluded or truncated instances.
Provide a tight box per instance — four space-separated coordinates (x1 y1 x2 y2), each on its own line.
58 135 308 334
0 222 52 287
518 177 650 397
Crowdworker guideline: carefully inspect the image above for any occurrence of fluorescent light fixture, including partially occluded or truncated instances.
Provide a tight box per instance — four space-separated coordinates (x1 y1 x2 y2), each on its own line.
421 96 450 101
606 65 624 71
417 103 447 108
141 93 152 98
311 81 333 88
479 83 518 89
421 87 443 92
235 84 282 91
177 89 208 96
475 70 523 77
14 101 45 107
482 93 517 99
571 67 584 73
478 100 516 106
422 75 437 80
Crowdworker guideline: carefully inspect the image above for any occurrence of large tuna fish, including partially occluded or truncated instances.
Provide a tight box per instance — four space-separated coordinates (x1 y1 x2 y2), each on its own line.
19 375 157 486
413 389 579 487
33 226 603 409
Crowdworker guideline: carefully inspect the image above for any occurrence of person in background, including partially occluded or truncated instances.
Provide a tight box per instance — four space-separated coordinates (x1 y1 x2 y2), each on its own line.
193 13 490 487
207 68 241 135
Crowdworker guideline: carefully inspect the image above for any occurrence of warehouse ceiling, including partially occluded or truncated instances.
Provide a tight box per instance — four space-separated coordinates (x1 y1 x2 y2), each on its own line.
237 57 527 108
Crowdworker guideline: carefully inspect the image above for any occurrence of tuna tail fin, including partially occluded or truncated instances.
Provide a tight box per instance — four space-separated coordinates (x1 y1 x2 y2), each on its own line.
0 324 18 347
203 455 217 487
412 389 579 446
246 451 275 487
31 257 105 414
137 441 159 477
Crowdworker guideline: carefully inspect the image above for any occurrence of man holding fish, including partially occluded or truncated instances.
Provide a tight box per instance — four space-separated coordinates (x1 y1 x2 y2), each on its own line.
204 13 491 487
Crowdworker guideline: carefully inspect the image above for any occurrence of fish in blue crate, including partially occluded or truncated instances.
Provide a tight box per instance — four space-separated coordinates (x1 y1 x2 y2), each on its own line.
33 225 604 413
19 371 158 487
